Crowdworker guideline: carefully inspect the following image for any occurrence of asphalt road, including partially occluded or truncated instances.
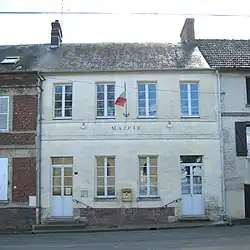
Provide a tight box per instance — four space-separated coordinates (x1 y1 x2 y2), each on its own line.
1 225 250 250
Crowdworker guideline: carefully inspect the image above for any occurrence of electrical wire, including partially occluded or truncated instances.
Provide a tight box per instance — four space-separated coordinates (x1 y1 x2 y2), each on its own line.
46 76 217 95
0 11 249 18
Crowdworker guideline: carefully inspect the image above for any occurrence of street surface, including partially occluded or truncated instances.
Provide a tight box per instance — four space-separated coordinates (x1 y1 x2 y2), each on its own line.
0 225 250 250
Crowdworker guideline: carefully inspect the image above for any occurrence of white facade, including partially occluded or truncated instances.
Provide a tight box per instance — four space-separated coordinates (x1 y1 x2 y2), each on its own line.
40 70 222 220
220 72 250 219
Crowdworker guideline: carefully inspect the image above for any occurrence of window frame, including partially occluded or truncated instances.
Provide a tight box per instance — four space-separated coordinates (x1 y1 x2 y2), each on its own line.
0 96 9 132
96 83 115 119
137 82 157 118
138 155 158 198
180 82 200 118
246 77 250 105
53 84 73 119
96 156 116 198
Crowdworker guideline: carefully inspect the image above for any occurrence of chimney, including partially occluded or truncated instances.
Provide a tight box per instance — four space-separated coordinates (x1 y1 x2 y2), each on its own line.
50 20 63 49
180 18 195 43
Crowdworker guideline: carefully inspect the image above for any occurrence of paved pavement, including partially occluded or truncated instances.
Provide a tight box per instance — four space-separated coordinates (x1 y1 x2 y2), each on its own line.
1 225 250 250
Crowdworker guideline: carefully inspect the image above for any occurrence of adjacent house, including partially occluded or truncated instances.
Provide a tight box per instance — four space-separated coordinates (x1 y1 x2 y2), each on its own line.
181 17 250 220
33 20 223 226
0 53 42 231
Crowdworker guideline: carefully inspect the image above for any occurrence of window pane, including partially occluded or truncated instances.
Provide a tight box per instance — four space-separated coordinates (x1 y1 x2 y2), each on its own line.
150 177 157 185
191 91 198 100
52 157 73 165
97 109 104 116
54 110 62 117
97 177 104 186
180 84 187 92
97 167 104 176
150 167 157 175
55 94 62 101
65 93 72 101
107 101 114 108
107 157 115 167
0 98 8 113
65 85 72 93
150 186 158 195
107 108 115 116
190 84 198 92
193 185 202 194
0 114 7 130
107 92 115 100
97 85 104 92
181 99 188 108
55 86 62 94
65 109 72 117
97 101 104 109
53 177 61 186
53 168 61 176
181 185 191 194
107 177 115 185
138 91 145 99
64 177 72 186
148 91 156 99
138 100 146 108
149 157 157 166
55 101 62 109
138 84 145 91
64 167 73 176
65 101 72 109
107 167 115 176
107 187 115 196
140 166 147 177
148 84 156 91
138 108 146 116
139 186 147 195
191 108 199 116
97 187 105 196
139 157 147 166
96 157 105 166
53 187 61 196
107 85 115 92
97 92 104 100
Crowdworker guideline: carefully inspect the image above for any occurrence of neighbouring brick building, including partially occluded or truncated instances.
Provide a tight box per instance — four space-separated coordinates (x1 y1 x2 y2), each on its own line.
0 71 40 232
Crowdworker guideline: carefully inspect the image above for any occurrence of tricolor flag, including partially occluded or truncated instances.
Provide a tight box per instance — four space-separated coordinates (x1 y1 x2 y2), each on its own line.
114 90 127 107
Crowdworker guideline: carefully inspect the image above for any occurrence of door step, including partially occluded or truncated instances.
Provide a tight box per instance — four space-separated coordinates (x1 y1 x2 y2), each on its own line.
179 215 210 222
43 216 87 225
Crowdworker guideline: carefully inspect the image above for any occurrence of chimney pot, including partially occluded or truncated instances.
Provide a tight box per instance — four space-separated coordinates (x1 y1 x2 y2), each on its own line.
180 18 195 43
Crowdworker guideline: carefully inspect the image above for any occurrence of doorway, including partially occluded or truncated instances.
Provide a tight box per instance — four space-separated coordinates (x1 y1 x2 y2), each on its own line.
244 184 250 218
51 166 73 217
180 155 204 216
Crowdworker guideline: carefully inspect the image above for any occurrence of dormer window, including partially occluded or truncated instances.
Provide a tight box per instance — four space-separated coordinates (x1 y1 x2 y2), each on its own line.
1 56 20 64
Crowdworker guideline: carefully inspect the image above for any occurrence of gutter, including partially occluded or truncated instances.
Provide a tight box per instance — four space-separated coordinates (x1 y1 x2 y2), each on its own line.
36 72 45 224
216 70 227 221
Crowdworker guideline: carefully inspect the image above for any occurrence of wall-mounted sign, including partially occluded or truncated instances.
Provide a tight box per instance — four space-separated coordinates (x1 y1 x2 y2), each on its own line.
112 125 140 131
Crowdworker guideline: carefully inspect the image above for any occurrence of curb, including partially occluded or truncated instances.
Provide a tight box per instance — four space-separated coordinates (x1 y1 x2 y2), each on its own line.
31 222 231 235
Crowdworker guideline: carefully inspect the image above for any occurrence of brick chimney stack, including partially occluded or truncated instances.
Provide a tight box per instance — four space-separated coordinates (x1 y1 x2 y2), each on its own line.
50 20 63 49
180 18 195 43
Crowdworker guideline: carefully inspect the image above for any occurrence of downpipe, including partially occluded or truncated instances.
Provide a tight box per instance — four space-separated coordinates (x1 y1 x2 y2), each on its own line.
36 73 44 225
216 70 227 221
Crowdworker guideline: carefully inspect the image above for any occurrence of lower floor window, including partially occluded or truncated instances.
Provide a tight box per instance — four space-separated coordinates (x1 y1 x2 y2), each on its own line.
139 156 158 196
96 156 116 197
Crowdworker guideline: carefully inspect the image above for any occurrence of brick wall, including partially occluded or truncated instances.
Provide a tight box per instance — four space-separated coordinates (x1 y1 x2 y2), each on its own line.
0 207 36 232
12 157 36 202
13 95 38 131
79 207 174 227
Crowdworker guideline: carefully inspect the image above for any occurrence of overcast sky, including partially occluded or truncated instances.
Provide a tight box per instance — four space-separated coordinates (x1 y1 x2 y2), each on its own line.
1 0 250 45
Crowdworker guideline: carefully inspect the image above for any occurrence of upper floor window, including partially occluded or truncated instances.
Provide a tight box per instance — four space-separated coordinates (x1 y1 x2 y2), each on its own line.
137 83 156 117
180 83 199 117
0 96 9 131
96 84 115 117
54 84 72 118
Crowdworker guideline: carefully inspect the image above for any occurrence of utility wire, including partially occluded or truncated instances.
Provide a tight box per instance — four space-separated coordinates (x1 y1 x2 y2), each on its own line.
0 11 250 17
46 76 217 95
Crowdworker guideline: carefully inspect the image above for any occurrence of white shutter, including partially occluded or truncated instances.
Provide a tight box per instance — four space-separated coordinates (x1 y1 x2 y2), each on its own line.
0 158 8 201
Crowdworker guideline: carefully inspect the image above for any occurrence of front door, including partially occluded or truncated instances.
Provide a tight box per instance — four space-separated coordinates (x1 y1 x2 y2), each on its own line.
52 166 73 217
181 163 204 216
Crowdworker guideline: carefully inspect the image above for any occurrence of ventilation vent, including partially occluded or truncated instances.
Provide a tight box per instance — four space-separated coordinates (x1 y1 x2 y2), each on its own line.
1 56 20 64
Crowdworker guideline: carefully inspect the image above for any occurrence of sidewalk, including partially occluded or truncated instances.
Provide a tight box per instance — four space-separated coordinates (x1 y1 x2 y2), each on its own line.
31 220 231 234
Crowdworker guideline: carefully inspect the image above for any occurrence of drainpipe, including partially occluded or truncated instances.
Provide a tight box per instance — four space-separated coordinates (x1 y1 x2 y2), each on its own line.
216 69 227 220
36 72 45 224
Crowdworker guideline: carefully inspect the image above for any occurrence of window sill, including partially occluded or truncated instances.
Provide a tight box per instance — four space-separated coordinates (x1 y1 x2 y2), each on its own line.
137 116 157 119
136 196 161 201
181 116 200 119
246 104 250 107
94 197 118 201
95 116 116 120
53 117 72 120
0 200 8 204
0 130 9 133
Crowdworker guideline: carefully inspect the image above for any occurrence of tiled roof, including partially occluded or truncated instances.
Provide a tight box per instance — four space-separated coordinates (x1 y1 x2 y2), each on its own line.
0 43 209 73
196 39 250 68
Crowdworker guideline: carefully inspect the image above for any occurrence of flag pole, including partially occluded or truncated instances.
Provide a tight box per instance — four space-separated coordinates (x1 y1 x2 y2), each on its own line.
124 82 129 117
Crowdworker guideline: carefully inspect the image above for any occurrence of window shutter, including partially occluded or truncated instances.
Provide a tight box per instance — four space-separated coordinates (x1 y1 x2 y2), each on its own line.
246 77 250 104
235 122 247 156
